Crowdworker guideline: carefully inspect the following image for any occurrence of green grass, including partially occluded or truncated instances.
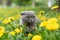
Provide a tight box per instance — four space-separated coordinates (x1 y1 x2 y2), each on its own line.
0 7 60 40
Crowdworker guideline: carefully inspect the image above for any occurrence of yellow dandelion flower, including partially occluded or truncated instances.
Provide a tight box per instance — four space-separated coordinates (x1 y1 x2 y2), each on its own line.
48 18 57 23
8 17 15 21
39 11 44 15
3 18 11 24
15 28 22 34
0 26 5 37
51 6 59 10
0 33 3 37
9 31 15 36
45 23 59 30
28 33 32 37
0 26 5 33
32 35 42 40
40 21 48 27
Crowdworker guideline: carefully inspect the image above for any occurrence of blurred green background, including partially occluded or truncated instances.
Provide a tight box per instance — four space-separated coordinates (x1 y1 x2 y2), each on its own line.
0 0 60 40
0 0 59 7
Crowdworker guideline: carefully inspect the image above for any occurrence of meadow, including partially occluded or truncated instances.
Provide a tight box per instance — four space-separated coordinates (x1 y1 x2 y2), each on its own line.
0 6 60 40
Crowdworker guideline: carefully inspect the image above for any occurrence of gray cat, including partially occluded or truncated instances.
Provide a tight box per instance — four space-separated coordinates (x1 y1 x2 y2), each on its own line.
20 11 40 33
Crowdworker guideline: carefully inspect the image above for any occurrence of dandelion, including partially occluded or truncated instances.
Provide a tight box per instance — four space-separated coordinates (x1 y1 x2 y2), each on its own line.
0 26 5 33
3 18 11 24
28 33 32 37
8 17 15 21
15 28 22 34
51 6 59 10
45 23 59 30
40 21 48 27
9 31 15 36
40 17 59 30
39 11 44 15
32 35 42 40
0 33 3 37
0 26 5 37
48 18 57 23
